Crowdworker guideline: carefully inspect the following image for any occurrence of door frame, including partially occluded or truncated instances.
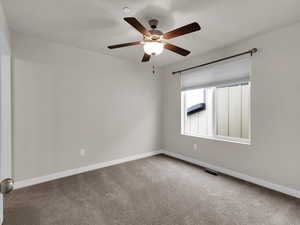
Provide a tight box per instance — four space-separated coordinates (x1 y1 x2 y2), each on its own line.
0 52 12 179
0 27 12 225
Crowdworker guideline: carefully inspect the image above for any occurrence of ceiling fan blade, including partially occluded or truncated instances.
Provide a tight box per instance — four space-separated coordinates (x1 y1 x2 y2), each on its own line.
164 43 191 56
124 17 151 37
163 22 201 40
142 53 151 62
107 41 141 49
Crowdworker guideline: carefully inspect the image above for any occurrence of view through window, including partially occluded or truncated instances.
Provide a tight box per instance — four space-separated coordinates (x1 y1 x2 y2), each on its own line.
182 83 250 143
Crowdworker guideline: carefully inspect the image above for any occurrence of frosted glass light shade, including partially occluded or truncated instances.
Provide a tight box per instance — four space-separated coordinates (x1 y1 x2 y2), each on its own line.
143 42 164 55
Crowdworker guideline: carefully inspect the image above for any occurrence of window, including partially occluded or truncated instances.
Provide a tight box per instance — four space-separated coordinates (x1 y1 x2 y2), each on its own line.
180 57 251 144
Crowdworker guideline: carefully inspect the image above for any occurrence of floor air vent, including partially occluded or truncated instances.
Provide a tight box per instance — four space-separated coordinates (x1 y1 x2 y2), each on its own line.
204 168 219 176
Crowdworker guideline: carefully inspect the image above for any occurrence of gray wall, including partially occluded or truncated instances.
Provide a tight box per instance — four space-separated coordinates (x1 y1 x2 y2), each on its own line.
162 22 300 190
12 33 162 181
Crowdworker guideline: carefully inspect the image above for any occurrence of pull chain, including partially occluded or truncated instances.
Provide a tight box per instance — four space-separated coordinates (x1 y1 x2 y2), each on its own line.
152 65 156 75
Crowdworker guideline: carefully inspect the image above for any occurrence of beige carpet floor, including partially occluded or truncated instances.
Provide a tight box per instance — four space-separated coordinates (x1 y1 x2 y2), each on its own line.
4 154 300 225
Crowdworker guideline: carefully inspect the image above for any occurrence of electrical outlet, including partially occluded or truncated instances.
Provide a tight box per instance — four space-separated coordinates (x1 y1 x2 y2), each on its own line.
193 144 198 151
80 148 86 156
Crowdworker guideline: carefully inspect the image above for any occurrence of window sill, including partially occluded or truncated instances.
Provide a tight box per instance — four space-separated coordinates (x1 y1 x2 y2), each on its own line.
181 132 251 145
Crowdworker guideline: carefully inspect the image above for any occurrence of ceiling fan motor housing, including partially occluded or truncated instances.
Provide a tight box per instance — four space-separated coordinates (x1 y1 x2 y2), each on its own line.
147 19 163 41
148 30 163 41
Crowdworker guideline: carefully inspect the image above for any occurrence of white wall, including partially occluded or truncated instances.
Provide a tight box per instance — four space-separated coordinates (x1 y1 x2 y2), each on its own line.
12 33 163 181
162 22 300 190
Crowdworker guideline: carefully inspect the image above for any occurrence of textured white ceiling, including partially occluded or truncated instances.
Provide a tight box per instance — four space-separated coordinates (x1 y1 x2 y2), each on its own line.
2 0 300 65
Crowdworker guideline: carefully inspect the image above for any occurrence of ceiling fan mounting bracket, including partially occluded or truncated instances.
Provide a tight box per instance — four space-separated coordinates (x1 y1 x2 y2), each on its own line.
149 19 159 29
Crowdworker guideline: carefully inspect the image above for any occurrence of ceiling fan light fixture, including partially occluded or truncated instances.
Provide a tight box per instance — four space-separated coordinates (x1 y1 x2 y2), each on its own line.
143 41 164 56
107 17 201 62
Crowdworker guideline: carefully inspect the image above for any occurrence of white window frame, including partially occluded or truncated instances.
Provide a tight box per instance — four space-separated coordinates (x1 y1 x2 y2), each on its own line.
181 82 251 145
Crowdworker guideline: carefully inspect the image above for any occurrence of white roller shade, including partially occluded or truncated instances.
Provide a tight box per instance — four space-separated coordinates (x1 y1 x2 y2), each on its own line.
180 56 251 91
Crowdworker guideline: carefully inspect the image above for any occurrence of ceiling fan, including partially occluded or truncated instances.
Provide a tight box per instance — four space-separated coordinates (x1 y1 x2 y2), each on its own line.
108 17 201 62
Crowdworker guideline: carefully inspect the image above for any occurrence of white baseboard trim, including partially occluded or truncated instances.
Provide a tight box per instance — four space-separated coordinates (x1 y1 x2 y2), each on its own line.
14 151 160 189
161 150 300 199
14 150 300 199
